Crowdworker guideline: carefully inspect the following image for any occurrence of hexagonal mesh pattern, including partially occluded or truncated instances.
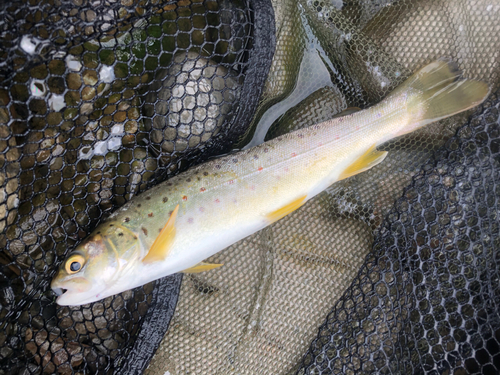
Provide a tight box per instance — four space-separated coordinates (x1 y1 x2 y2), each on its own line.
0 0 274 373
297 92 500 375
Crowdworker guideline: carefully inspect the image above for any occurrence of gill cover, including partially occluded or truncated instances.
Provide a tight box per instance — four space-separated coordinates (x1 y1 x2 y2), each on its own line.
51 224 141 306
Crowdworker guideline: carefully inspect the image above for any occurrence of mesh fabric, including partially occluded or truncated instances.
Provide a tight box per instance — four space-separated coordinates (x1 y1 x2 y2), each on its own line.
0 0 274 373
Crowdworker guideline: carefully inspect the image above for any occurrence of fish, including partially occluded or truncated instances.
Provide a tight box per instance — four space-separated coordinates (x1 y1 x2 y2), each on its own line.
51 60 488 306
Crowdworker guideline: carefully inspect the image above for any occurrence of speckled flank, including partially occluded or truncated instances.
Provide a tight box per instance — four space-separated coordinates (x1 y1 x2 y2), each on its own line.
109 89 412 265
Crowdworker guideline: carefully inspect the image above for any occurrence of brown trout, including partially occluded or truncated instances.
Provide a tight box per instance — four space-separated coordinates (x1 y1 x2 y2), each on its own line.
51 60 488 305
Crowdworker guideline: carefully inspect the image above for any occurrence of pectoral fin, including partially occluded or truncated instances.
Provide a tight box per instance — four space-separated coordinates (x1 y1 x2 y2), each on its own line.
182 262 223 273
142 204 179 264
339 145 388 180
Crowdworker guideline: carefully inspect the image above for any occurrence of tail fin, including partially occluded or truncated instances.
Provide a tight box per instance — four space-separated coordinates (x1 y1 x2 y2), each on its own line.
390 60 489 136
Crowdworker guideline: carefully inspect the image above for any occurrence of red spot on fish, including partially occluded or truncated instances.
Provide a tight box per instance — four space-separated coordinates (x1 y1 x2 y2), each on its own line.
188 218 194 224
291 152 296 157
284 167 289 172
355 125 360 130
319 142 323 146
258 167 263 171
200 187 206 192
250 185 255 191
215 198 220 203
148 212 154 217
199 207 205 212
335 135 339 140
228 180 234 184
182 196 188 201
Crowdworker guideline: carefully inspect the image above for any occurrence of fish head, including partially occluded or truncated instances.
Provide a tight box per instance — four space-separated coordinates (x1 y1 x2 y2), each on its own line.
51 226 141 306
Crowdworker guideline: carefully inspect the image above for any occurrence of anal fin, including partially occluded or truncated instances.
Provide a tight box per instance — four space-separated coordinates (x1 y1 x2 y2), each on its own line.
142 204 179 264
339 145 388 180
266 195 307 223
182 262 223 273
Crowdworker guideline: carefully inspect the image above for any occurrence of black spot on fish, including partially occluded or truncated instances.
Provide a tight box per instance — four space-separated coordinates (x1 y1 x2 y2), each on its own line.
254 155 258 159
203 172 208 176
134 236 138 240
163 197 168 203
124 217 130 222
138 204 141 207
109 224 114 227
233 158 238 163
118 233 124 237
197 177 201 181
142 227 148 236
264 148 269 153
146 197 151 200
187 178 191 182
167 182 172 186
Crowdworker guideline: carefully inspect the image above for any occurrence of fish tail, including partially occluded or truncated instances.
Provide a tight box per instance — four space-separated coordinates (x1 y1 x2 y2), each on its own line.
391 60 489 137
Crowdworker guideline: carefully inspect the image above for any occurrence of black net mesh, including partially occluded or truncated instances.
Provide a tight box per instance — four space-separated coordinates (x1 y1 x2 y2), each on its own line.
0 0 274 373
1 0 500 374
297 92 500 375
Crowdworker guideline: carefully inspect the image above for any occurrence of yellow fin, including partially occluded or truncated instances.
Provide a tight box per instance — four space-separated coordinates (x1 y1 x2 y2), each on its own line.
266 195 307 223
339 145 388 180
181 262 223 273
142 204 179 264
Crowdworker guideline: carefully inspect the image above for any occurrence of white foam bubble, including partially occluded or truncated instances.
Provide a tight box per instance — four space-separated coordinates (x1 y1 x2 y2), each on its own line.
66 55 82 72
30 80 47 97
111 124 124 135
48 94 66 111
107 137 122 151
20 35 39 55
99 65 115 83
94 141 108 155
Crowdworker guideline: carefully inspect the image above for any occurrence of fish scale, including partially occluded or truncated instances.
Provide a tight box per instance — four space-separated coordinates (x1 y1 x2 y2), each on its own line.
51 60 489 305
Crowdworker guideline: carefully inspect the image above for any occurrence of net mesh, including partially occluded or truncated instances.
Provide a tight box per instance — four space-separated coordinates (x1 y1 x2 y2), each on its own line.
0 0 499 374
0 0 274 373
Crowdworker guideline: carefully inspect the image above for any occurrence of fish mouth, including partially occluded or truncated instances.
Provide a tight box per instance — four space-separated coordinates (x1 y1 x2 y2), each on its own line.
52 287 66 297
51 277 94 305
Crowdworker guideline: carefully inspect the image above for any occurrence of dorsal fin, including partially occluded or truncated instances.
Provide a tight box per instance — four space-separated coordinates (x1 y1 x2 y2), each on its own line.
332 107 361 118
142 204 179 264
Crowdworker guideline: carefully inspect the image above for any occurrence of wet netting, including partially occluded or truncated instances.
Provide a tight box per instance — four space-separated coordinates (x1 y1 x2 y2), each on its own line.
0 0 274 373
0 0 499 374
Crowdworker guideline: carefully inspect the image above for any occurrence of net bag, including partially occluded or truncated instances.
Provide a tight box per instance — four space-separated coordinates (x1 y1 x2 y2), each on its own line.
0 0 499 374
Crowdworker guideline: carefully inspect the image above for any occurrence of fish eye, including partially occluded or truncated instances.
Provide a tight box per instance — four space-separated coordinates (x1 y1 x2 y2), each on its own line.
65 254 86 274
